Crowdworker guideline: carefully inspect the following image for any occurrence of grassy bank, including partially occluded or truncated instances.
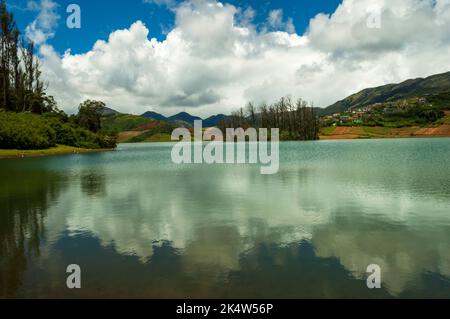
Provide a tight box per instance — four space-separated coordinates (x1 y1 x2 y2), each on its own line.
0 145 113 159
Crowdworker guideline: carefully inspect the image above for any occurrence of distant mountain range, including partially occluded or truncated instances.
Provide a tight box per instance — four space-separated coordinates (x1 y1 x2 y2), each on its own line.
141 111 227 127
319 71 450 115
102 110 229 143
101 71 450 143
103 71 450 125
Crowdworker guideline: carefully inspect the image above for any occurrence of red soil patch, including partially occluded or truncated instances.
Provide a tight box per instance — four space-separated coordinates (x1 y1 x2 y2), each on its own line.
415 125 450 136
320 125 450 140
332 127 353 135
320 126 363 139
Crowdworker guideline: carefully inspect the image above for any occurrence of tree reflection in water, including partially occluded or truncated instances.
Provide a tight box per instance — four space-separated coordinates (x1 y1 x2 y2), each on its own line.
0 163 66 298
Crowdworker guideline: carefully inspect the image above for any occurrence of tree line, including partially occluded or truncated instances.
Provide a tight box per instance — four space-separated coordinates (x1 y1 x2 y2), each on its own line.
218 96 320 140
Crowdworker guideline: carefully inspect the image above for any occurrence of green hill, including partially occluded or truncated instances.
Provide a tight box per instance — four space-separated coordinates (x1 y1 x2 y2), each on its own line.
101 113 155 132
320 71 450 115
126 122 176 143
101 112 178 143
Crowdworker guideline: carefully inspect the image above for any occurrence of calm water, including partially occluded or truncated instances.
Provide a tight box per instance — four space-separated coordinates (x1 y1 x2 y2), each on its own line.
1 138 450 298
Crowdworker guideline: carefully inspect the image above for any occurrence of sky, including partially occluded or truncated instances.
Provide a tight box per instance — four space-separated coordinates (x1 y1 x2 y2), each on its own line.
8 0 450 116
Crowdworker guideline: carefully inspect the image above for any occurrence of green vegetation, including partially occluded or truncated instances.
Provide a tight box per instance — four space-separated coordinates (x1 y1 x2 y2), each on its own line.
127 122 176 143
425 91 450 109
437 114 450 125
141 133 173 142
322 94 449 129
362 126 391 135
363 98 445 127
321 126 336 136
77 100 105 133
0 111 117 150
0 144 112 159
0 112 55 149
102 114 154 132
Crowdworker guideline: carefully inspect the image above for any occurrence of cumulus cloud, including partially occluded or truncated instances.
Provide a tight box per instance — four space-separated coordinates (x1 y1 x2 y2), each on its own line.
39 0 450 116
308 0 450 57
266 9 296 33
25 0 60 45
239 6 256 25
268 9 283 29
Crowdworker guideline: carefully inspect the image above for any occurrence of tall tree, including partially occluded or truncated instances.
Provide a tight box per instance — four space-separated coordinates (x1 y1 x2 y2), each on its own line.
0 0 47 114
77 100 105 133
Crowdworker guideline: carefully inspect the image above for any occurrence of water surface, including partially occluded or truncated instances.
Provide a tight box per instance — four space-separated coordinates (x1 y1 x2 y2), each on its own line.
1 138 450 298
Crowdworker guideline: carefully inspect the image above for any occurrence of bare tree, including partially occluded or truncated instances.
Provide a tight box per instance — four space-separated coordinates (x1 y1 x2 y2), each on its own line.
218 96 319 141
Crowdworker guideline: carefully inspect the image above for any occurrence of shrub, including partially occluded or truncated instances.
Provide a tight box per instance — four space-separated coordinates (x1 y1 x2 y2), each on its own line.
0 111 117 150
0 112 56 149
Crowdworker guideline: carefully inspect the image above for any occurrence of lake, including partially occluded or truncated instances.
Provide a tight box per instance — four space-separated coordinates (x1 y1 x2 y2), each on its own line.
1 138 450 298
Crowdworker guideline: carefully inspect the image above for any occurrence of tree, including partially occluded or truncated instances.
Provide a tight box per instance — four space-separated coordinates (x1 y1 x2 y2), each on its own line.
77 100 105 133
0 0 16 111
246 102 257 127
0 0 47 114
218 96 319 141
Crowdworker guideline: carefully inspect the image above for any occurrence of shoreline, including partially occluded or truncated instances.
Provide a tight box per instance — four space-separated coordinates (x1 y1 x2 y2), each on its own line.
119 135 450 145
0 145 114 159
2 134 449 159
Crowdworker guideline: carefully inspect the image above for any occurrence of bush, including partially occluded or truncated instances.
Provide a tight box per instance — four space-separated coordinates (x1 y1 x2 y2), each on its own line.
0 112 56 149
0 111 117 150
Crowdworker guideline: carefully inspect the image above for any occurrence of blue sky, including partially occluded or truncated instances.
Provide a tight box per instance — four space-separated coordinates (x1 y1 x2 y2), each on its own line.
10 0 342 54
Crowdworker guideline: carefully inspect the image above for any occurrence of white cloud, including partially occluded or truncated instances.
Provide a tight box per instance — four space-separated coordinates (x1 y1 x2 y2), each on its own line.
39 0 450 116
266 9 295 33
268 9 283 29
25 0 60 45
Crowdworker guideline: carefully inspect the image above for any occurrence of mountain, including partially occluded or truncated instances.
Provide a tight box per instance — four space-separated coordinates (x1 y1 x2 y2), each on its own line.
141 111 168 122
100 106 120 117
141 110 227 127
168 112 202 126
320 71 450 115
203 114 228 127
